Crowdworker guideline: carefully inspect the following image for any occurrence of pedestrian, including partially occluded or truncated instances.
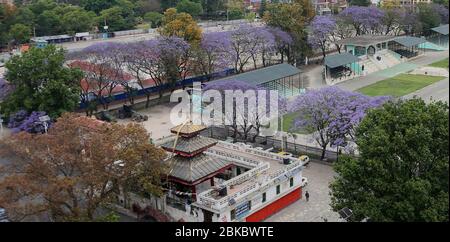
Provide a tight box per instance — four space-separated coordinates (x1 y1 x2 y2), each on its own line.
305 191 310 202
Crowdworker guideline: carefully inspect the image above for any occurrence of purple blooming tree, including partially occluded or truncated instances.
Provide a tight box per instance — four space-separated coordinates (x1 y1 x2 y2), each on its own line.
124 37 191 103
308 15 337 61
192 31 233 81
229 24 276 73
204 80 286 142
339 6 385 35
250 27 276 68
8 110 51 134
268 27 293 63
398 10 423 36
431 3 449 25
288 87 389 160
75 42 127 110
7 110 28 129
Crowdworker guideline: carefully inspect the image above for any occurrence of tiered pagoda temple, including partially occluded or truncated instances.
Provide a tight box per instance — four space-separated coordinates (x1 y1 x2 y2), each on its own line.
160 123 233 200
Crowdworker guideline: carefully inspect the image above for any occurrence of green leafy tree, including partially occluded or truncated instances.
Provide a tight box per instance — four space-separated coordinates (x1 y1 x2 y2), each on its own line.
144 11 164 28
0 45 82 118
61 9 96 34
81 0 117 14
176 0 203 17
36 9 63 36
418 3 442 35
263 0 315 65
97 7 130 31
8 23 31 45
330 98 449 222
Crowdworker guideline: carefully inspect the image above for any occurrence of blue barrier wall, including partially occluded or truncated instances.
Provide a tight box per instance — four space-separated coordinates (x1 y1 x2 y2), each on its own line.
79 69 235 109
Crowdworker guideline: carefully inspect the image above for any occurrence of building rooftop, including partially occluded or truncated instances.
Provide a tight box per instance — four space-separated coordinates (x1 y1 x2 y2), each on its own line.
160 136 218 156
325 53 360 68
338 35 398 46
393 36 427 48
431 24 449 36
166 153 232 184
170 123 208 136
209 63 301 86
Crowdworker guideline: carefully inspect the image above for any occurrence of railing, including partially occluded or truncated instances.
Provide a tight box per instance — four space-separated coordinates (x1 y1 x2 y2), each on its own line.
196 141 305 211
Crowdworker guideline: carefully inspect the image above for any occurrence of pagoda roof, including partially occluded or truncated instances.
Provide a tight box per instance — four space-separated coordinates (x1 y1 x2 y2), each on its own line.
170 124 207 136
160 136 218 156
166 154 232 184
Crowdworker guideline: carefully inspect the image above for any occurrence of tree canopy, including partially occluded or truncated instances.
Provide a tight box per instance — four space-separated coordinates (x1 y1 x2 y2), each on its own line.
330 98 449 222
0 113 167 222
1 45 82 118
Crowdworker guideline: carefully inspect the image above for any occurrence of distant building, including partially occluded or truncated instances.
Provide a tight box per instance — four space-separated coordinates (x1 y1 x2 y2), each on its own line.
312 0 348 15
380 0 433 8
0 0 13 5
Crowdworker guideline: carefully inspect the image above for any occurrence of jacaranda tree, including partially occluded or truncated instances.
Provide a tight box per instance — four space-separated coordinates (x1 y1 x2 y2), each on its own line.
288 87 389 160
308 15 336 61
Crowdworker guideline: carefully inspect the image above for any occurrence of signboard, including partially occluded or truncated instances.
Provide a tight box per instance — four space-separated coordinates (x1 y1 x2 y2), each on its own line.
235 201 251 219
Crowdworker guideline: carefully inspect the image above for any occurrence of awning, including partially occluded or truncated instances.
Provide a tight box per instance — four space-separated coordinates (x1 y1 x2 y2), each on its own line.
324 53 360 68
431 24 449 36
393 36 427 48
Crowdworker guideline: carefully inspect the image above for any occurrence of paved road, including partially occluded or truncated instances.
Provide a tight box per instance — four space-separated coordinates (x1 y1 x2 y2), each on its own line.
265 162 341 222
404 78 449 103
336 51 450 92
60 22 262 53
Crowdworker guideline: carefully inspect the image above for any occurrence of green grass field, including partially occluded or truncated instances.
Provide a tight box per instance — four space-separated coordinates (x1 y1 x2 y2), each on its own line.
281 112 310 134
357 74 445 97
429 58 449 69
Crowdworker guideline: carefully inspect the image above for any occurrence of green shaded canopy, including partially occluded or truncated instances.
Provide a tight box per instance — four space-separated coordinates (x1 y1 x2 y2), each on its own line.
393 36 427 48
325 53 360 68
431 24 449 36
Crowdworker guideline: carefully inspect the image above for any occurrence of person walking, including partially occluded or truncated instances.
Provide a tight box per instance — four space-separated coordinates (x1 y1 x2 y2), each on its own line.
305 191 310 202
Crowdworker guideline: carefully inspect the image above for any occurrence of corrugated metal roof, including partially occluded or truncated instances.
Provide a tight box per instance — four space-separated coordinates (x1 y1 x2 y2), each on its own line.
209 63 301 86
167 154 231 183
431 24 449 36
393 36 427 48
337 35 397 46
324 53 360 68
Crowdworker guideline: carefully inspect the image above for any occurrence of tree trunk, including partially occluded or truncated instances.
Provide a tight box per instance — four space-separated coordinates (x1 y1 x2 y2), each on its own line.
321 146 327 160
145 94 151 108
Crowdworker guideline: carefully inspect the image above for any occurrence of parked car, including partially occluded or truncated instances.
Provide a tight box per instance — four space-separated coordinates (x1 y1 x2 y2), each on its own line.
300 177 308 188
299 155 310 166
277 151 293 157
95 111 116 123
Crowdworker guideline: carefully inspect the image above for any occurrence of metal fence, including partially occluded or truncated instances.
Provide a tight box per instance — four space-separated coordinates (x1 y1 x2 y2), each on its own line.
79 68 235 109
200 126 340 163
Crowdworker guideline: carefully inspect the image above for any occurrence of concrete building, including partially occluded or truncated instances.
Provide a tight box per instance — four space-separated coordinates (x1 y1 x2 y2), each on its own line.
120 123 307 222
312 0 348 15
380 0 432 8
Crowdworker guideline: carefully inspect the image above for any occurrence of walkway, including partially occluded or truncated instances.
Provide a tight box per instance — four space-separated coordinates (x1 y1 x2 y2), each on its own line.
403 78 449 103
265 162 341 222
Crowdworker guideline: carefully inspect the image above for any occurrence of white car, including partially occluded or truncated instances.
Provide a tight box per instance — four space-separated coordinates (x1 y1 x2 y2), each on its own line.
301 177 308 188
299 155 310 166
